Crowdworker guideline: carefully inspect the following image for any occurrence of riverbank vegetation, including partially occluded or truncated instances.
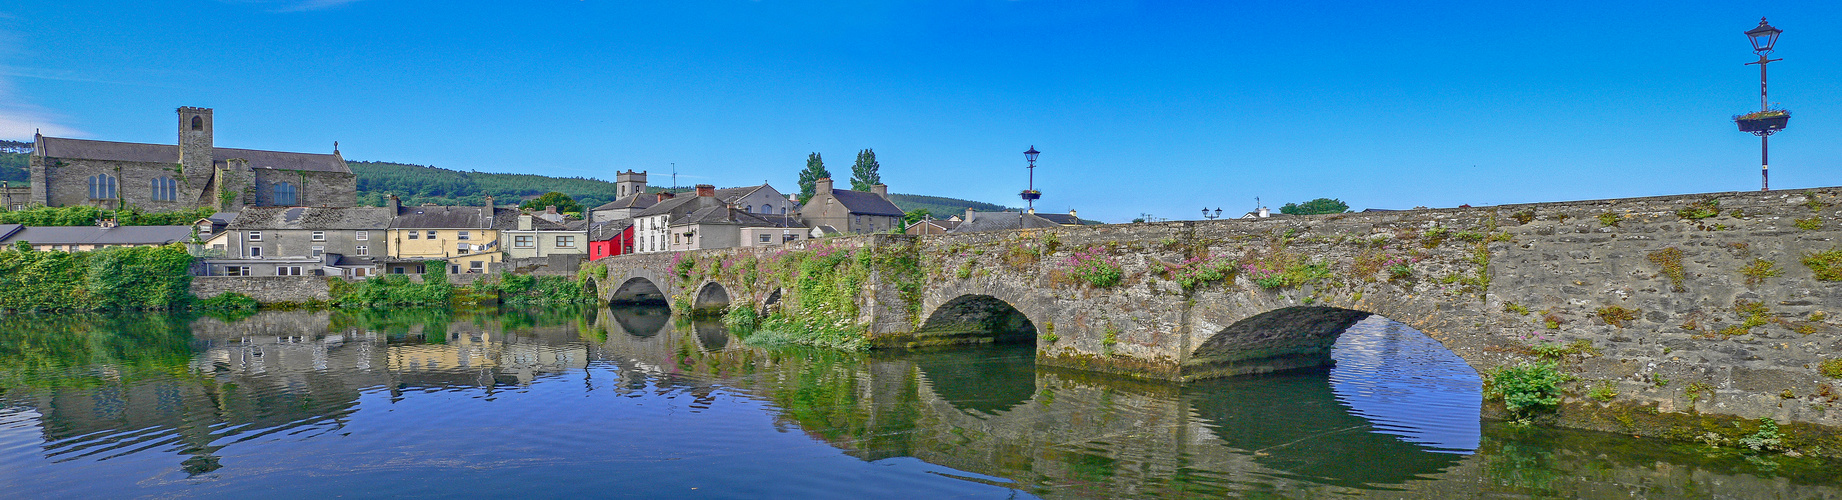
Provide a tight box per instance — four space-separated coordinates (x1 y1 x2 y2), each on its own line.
0 243 194 313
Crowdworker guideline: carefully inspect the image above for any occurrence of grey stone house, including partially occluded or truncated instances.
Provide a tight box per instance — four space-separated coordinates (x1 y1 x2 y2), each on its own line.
669 205 806 252
632 185 729 254
798 178 902 234
199 206 392 277
28 107 356 212
712 183 798 217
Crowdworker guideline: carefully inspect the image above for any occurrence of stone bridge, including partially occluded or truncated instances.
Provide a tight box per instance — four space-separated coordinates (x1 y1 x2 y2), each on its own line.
588 187 1842 447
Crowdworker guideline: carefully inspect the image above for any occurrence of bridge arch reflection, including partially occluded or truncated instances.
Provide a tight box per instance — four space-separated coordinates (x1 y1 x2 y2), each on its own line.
915 294 1038 346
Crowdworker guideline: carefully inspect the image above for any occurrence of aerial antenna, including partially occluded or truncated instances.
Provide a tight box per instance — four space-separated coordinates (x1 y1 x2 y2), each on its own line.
671 163 678 191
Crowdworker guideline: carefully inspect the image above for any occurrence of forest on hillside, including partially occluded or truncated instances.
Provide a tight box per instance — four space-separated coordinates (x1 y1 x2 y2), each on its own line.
0 153 26 184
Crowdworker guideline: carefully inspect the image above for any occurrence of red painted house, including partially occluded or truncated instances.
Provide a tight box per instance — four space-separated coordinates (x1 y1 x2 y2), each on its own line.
588 220 635 260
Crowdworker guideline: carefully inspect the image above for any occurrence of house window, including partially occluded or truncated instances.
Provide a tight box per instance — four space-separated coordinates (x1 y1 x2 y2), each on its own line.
515 235 534 248
356 231 368 241
760 233 771 243
356 245 368 256
457 231 471 241
556 235 575 248
277 266 302 276
457 242 470 255
392 266 406 274
249 231 262 241
673 234 680 245
426 230 436 239
225 266 249 276
854 215 861 227
274 182 297 206
150 177 177 202
312 246 324 257
249 247 262 258
311 231 326 241
762 204 772 213
88 174 117 199
470 261 484 272
407 230 418 240
354 268 370 277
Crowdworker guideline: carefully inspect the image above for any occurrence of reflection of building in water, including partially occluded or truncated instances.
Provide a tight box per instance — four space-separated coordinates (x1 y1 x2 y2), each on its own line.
4 310 591 476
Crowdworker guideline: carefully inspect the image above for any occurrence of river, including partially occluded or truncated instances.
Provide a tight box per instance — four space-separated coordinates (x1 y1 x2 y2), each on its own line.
0 307 1836 498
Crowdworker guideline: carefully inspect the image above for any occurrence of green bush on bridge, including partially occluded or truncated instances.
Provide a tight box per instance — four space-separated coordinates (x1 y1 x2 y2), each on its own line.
1485 362 1572 424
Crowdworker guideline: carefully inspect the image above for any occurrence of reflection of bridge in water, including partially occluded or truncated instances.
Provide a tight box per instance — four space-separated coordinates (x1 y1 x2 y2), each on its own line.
3 310 1838 497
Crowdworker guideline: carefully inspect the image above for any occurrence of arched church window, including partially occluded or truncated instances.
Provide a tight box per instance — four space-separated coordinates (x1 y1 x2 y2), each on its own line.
191 115 203 130
274 182 297 206
762 204 772 213
88 174 117 200
151 177 178 202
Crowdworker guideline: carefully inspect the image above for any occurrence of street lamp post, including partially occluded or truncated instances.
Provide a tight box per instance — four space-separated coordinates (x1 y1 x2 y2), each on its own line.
1737 17 1786 192
1201 207 1222 220
1020 146 1042 213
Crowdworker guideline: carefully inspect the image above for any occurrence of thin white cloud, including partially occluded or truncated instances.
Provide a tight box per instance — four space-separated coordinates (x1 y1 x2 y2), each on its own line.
0 16 81 139
217 0 364 13
0 110 82 140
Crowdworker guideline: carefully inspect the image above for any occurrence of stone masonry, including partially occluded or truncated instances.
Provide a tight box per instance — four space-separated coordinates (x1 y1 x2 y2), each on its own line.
593 186 1842 453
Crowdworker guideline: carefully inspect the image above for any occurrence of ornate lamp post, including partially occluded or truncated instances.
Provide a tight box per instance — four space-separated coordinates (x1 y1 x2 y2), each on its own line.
1735 17 1787 191
1201 207 1222 220
1020 146 1042 213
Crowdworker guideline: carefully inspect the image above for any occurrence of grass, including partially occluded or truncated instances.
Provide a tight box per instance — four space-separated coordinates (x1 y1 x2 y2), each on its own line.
1819 358 1842 379
1676 199 1721 220
1795 217 1823 231
1804 249 1842 281
1597 212 1621 227
1739 258 1782 286
1646 247 1686 292
1596 305 1640 328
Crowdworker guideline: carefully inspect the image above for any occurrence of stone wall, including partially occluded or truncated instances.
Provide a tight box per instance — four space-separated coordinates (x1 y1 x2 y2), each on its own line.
191 276 332 303
31 156 209 211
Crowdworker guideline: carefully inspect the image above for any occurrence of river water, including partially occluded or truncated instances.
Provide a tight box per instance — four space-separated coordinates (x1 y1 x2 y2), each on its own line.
0 307 1837 498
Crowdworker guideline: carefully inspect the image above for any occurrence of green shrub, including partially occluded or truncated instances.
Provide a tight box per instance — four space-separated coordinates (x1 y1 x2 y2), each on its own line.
0 205 215 227
1485 362 1571 420
1597 212 1621 227
0 243 194 312
194 292 258 311
1064 246 1123 288
723 304 760 331
1739 418 1784 452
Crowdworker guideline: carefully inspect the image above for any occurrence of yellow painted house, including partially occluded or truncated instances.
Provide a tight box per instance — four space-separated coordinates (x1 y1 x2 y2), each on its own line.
383 195 516 275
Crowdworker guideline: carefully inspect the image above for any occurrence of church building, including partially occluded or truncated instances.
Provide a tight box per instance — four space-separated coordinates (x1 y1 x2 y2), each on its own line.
28 107 357 212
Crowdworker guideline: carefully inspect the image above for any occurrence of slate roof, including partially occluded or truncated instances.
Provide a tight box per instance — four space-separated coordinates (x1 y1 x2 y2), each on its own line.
592 193 662 211
817 189 904 217
632 194 727 219
389 205 522 230
36 137 350 173
673 206 805 228
1033 213 1084 225
588 220 633 241
947 210 1064 233
0 224 23 241
226 206 394 230
0 225 193 246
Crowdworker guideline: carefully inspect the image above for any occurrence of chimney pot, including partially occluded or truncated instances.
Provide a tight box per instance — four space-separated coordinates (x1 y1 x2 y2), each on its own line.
695 184 716 197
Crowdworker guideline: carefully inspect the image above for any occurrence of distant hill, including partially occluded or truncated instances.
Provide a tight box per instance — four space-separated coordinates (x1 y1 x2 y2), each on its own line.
1 152 27 185
887 194 1011 217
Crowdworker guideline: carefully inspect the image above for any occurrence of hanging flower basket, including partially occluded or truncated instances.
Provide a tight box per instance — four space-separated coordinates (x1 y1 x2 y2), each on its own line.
1734 110 1790 133
1019 190 1042 201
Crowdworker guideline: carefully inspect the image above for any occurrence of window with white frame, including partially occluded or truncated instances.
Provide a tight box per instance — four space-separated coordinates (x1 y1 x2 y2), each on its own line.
277 266 302 276
426 230 436 239
312 246 324 257
470 261 484 272
225 266 249 276
407 230 418 240
458 231 471 241
311 231 325 241
457 242 470 255
515 235 534 248
249 247 262 258
356 230 368 241
249 231 262 241
760 233 771 243
356 245 368 256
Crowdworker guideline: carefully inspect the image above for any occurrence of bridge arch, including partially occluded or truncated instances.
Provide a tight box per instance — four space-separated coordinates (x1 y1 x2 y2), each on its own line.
916 278 1052 347
693 281 731 315
1184 304 1487 380
610 276 667 306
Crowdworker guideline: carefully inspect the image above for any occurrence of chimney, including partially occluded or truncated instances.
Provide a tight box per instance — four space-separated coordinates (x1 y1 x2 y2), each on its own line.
815 177 833 194
655 191 675 203
1258 207 1270 218
870 183 887 198
483 194 495 209
965 207 976 220
519 214 533 231
98 218 117 229
1069 209 1078 218
695 184 715 197
387 194 400 214
540 205 563 223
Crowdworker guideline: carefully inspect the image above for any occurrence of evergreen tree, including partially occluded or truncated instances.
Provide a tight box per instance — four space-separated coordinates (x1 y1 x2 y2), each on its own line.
797 152 829 204
850 148 881 192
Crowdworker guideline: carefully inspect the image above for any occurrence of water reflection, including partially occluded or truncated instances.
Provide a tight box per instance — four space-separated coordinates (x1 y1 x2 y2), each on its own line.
0 308 1836 498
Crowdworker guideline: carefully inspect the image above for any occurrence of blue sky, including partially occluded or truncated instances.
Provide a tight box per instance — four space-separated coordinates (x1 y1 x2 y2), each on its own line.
2 1 1838 222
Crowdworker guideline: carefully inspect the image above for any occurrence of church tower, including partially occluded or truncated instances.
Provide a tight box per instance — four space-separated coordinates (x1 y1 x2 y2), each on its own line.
177 107 214 174
616 170 647 199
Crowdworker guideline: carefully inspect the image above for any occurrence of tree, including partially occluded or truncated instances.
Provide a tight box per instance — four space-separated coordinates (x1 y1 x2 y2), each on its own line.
519 191 583 215
850 148 881 192
901 208 930 229
1279 198 1350 215
797 152 829 204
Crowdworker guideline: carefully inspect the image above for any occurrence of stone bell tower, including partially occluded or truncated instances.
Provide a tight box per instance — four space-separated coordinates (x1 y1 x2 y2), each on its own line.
616 170 647 199
177 107 214 175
